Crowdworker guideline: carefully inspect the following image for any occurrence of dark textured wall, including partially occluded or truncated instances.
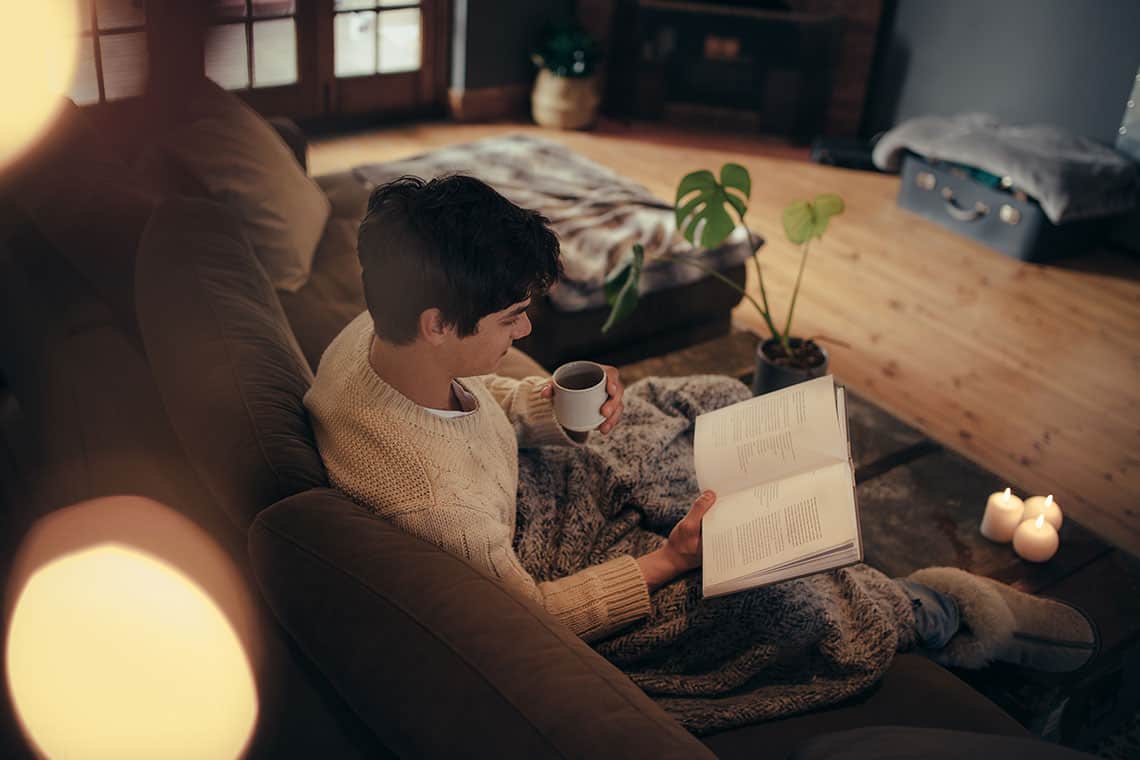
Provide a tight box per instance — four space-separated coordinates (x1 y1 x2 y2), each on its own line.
863 0 1139 142
452 0 573 91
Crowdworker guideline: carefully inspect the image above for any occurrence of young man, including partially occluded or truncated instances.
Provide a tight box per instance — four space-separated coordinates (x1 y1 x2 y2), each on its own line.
306 174 1097 672
305 175 707 642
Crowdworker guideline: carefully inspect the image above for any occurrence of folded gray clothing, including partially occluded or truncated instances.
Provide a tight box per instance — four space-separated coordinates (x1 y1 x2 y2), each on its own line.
872 113 1138 224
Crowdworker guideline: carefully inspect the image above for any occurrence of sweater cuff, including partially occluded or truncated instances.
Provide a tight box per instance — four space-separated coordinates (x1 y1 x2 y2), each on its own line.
590 554 653 633
519 377 582 447
538 554 652 642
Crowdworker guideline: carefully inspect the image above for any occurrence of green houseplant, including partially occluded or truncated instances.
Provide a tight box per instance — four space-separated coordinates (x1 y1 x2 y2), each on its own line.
530 24 601 130
602 163 845 393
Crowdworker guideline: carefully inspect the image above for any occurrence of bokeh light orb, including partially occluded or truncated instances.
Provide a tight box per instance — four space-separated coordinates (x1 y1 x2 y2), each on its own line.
0 2 81 172
5 497 260 759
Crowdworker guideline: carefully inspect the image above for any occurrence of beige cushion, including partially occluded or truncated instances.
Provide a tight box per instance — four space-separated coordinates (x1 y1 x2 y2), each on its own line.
141 82 330 292
277 216 366 370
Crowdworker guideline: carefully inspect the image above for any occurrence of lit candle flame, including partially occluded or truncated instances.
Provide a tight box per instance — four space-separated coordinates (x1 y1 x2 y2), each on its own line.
1035 514 1045 529
1002 487 1011 504
1044 494 1053 508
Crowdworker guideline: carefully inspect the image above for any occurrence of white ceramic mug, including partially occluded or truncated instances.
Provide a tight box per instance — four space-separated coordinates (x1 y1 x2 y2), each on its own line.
552 360 607 432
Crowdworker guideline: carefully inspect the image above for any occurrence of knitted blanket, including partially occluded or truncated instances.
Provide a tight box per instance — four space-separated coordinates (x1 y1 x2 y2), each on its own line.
514 375 916 734
352 134 758 312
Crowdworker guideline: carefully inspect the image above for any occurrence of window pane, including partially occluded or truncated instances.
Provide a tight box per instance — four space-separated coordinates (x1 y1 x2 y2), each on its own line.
214 0 247 20
252 0 295 17
334 1 375 10
69 36 100 105
100 31 147 100
377 8 420 74
205 24 250 90
95 0 145 30
252 18 297 87
379 0 419 6
334 11 375 78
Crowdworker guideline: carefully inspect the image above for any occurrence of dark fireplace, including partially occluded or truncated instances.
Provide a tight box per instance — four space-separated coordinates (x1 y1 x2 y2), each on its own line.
605 0 846 142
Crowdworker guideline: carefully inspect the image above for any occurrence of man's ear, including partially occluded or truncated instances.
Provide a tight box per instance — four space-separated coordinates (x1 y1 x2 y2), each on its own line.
418 308 451 346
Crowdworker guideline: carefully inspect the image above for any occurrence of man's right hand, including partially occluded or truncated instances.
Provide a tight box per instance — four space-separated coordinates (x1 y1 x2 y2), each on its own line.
662 490 717 573
637 491 717 593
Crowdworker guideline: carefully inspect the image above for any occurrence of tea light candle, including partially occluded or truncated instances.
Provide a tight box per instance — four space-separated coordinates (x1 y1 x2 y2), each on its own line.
1013 514 1060 562
979 487 1025 543
1022 494 1063 531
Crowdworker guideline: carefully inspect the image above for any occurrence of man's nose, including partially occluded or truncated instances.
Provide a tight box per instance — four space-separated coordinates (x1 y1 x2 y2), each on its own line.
513 313 532 339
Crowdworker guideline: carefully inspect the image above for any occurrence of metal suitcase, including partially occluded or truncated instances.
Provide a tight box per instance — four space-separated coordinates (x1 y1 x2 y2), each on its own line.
897 153 1112 262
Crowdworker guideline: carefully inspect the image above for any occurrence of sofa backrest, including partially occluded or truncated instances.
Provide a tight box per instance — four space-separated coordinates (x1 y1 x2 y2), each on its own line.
135 197 327 531
1 100 159 341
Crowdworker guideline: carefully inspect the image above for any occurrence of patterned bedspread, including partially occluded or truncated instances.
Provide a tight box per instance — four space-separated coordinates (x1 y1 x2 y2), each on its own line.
353 134 759 312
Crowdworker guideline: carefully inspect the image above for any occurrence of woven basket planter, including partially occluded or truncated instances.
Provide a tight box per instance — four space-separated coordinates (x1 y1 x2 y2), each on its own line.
531 70 599 130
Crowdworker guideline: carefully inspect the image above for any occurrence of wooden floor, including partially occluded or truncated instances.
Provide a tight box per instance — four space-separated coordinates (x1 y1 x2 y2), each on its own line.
309 118 1140 557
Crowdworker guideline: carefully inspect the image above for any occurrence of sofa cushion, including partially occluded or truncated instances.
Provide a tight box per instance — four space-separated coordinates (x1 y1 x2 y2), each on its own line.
135 198 326 530
316 170 370 222
249 487 712 759
788 726 1094 760
277 216 367 370
701 654 1026 760
2 99 157 334
275 172 371 369
139 80 330 293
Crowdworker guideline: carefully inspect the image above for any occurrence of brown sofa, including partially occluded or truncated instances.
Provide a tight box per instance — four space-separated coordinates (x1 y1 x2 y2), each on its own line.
0 88 1032 758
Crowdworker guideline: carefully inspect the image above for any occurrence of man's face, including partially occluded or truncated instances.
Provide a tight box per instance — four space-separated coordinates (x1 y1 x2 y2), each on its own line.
445 298 533 377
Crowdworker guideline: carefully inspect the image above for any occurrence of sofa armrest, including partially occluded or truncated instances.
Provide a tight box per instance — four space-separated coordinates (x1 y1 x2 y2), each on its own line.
267 117 308 173
248 488 711 760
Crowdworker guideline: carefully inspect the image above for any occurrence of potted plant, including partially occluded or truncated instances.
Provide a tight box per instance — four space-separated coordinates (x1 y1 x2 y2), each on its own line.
530 24 600 130
602 163 845 394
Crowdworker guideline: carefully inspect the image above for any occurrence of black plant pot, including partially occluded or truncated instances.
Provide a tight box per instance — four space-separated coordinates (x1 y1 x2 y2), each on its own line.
751 338 830 395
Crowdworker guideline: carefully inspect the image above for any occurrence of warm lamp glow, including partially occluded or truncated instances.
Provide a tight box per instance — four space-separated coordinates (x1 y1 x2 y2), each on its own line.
1036 514 1045 529
7 544 258 759
4 496 261 759
0 2 80 172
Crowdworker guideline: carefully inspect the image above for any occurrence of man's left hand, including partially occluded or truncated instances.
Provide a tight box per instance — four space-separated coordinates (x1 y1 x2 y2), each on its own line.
596 365 624 434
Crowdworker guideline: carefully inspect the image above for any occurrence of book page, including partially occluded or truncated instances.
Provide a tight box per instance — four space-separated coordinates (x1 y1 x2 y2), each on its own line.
694 376 846 495
700 461 857 592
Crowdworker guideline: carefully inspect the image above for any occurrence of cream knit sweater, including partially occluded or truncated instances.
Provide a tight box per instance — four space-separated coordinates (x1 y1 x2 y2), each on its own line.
305 313 651 642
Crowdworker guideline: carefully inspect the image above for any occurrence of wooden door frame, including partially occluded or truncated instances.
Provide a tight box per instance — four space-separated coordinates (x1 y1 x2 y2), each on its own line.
313 0 451 122
76 0 452 124
217 0 324 119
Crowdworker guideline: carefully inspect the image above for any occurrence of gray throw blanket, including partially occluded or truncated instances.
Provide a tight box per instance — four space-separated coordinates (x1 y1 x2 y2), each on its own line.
352 135 757 312
872 112 1138 224
515 375 917 734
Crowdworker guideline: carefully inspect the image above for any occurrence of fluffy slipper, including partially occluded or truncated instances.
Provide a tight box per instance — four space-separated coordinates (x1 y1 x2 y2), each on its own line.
907 567 1098 673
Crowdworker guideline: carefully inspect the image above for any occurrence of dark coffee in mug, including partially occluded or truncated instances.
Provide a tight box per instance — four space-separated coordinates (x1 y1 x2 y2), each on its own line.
552 360 608 432
557 369 603 390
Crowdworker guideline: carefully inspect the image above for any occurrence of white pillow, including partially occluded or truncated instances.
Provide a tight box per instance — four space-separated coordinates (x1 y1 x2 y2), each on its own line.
147 98 331 293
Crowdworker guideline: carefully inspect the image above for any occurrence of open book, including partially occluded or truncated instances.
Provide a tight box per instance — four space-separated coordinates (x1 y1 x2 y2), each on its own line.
696 375 860 598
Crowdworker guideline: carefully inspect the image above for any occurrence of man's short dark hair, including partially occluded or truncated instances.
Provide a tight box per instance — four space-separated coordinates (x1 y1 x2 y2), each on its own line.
357 174 562 344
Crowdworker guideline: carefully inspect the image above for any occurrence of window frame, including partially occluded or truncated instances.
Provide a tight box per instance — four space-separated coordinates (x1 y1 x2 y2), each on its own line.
68 0 451 124
314 0 449 120
206 0 323 118
73 0 150 106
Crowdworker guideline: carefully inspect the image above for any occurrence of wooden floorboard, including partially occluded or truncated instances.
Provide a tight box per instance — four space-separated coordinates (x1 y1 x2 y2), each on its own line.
309 119 1140 557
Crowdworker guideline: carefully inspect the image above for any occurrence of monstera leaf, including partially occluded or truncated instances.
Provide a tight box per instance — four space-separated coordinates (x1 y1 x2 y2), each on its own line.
602 244 645 333
782 194 845 245
674 163 751 249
